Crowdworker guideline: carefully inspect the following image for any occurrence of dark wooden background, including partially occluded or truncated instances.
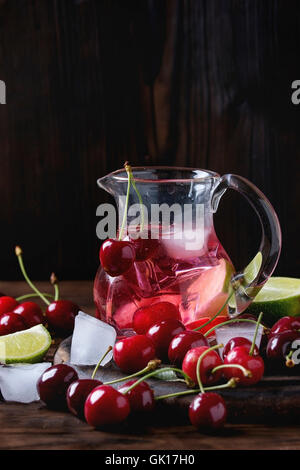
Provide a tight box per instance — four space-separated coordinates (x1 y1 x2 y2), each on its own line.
0 0 299 282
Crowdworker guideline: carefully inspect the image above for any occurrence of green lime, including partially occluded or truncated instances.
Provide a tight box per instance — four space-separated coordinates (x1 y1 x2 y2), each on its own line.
246 277 300 325
0 324 52 364
227 253 262 311
244 251 262 284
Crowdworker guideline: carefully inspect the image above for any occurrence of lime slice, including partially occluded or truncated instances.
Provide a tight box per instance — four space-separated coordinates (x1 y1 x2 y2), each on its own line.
246 277 300 325
228 252 263 311
244 251 262 284
0 324 52 364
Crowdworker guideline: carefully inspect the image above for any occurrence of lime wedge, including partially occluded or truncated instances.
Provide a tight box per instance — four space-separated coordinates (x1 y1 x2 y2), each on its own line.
246 277 300 325
227 254 263 311
244 252 263 284
0 324 52 364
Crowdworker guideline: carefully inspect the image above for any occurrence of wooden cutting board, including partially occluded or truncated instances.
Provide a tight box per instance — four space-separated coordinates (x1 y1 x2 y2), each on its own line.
54 336 300 424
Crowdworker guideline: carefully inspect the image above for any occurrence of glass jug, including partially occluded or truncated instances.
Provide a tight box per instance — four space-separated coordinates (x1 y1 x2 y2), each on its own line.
94 167 281 336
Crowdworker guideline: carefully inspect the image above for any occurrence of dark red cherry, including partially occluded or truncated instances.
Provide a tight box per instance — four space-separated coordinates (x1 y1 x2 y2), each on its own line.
266 329 300 364
118 380 155 413
13 301 44 327
133 301 181 334
168 330 209 367
131 235 159 261
37 364 78 410
0 312 27 336
45 300 79 335
269 316 300 339
0 297 19 316
189 392 227 429
182 346 223 386
223 346 264 385
223 337 259 359
146 319 185 360
66 379 102 418
100 239 135 277
84 384 130 428
113 334 156 373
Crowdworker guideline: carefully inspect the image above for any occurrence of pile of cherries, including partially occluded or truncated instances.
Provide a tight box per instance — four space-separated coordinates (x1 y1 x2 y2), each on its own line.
37 300 300 432
99 232 159 278
0 247 80 338
0 294 79 337
2 271 300 432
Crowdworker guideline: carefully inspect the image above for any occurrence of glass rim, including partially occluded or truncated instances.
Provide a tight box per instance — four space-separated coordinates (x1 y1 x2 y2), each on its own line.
98 166 220 185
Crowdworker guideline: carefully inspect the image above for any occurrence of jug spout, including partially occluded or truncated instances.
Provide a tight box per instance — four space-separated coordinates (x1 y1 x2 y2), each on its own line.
97 174 117 196
97 167 138 197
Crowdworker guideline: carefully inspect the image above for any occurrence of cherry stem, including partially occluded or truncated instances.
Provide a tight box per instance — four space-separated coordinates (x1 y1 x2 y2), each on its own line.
249 312 263 356
16 293 55 302
286 350 293 359
193 291 234 332
50 273 59 302
118 164 132 241
120 367 194 395
211 363 252 378
121 162 145 238
155 378 238 401
127 164 145 233
196 344 223 394
103 359 162 386
15 246 50 306
286 360 295 368
203 318 268 338
91 346 113 380
285 350 295 368
53 285 59 302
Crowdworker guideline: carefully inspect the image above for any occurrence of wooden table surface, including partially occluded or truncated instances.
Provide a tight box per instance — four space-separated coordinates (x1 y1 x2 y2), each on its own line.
0 280 299 451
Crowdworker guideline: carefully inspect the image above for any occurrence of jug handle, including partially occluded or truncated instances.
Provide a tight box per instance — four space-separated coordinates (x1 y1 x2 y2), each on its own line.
212 174 282 317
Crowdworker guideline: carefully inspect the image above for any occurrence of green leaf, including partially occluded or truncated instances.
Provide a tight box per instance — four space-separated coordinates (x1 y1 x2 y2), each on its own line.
153 369 180 381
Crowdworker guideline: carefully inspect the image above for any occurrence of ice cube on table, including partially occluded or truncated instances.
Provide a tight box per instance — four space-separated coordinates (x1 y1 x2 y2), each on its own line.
215 323 263 357
70 311 116 366
0 362 51 403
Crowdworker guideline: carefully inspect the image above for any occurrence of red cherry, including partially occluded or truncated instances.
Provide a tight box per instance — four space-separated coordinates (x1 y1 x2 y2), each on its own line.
182 346 223 386
269 316 300 338
266 329 300 363
84 384 130 428
0 297 19 316
146 319 185 360
189 392 227 429
131 236 159 261
118 380 155 413
223 337 259 359
133 301 181 334
100 239 135 277
223 346 264 385
113 335 156 373
37 364 78 410
0 312 27 336
45 300 79 335
168 330 209 367
13 302 44 328
66 379 102 418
